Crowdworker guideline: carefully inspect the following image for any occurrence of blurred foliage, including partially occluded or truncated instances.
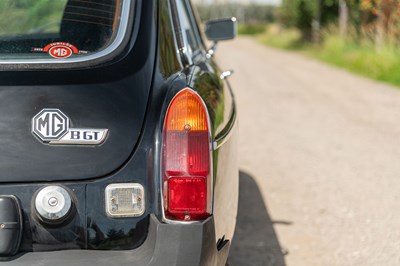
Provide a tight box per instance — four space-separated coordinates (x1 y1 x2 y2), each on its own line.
314 35 400 86
196 4 277 24
196 3 277 37
259 24 304 49
255 0 400 86
280 0 339 41
0 0 66 35
259 24 400 86
234 0 400 86
238 23 267 35
278 0 400 47
279 0 339 24
360 0 400 45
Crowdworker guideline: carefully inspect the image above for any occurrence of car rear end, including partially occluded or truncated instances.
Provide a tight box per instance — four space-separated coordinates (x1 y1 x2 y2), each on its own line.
0 0 236 265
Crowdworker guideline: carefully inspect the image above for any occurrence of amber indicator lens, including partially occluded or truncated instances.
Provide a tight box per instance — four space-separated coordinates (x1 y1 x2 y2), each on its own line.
164 90 208 131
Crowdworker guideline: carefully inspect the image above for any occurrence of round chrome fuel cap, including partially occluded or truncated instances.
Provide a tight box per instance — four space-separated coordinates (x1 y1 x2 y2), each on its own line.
35 186 72 223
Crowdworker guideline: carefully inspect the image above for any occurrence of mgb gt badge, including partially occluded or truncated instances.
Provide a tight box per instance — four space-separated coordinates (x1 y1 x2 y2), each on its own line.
32 108 108 145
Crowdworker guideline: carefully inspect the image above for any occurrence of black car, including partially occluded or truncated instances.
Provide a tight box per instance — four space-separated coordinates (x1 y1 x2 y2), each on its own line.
0 0 238 265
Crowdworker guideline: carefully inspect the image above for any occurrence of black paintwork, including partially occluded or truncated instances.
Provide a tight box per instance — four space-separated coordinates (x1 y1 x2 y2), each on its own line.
0 0 238 261
1 215 230 266
0 0 153 183
0 196 23 256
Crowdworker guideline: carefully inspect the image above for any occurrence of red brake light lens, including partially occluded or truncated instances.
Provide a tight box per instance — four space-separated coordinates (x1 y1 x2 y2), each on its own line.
162 88 212 221
167 177 208 220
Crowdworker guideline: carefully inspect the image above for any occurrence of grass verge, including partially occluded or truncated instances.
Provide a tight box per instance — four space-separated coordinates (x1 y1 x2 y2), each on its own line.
255 25 400 87
238 23 267 35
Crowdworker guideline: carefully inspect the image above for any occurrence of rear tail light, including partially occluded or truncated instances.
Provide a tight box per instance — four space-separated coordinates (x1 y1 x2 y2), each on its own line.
162 88 212 221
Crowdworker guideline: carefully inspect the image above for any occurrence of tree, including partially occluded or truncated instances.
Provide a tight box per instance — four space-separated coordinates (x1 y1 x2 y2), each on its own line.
361 0 400 47
339 0 349 37
280 0 339 42
280 0 316 41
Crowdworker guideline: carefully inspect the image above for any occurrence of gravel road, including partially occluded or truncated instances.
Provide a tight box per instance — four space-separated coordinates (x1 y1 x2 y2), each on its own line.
217 37 400 266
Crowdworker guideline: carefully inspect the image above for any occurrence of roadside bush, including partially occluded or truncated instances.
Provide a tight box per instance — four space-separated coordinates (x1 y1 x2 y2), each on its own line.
257 24 400 87
259 24 304 49
196 3 277 24
238 23 266 35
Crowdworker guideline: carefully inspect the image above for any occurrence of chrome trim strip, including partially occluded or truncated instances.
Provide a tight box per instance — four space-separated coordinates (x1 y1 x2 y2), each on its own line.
0 0 132 65
213 105 237 150
220 70 234 80
49 128 109 145
170 0 193 68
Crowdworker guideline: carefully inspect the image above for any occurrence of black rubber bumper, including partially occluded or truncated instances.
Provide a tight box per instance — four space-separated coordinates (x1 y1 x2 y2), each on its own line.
0 215 230 266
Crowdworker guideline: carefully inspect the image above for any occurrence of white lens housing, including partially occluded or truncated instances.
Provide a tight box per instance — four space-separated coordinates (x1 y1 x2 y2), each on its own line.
105 183 145 218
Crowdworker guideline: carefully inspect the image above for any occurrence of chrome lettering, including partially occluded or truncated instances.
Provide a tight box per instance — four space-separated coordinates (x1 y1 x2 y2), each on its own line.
70 131 80 140
37 113 50 136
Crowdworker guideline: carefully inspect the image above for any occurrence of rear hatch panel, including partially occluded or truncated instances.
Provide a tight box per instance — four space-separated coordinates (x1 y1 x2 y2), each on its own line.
0 75 151 183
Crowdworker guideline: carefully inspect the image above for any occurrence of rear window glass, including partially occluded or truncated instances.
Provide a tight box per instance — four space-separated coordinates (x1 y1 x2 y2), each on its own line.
0 0 125 61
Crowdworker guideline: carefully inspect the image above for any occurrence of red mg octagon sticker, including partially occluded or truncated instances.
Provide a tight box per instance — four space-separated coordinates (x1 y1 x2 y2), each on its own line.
32 42 87 59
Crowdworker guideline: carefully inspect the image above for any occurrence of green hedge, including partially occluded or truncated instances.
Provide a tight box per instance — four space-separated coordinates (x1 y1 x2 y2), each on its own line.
238 24 266 35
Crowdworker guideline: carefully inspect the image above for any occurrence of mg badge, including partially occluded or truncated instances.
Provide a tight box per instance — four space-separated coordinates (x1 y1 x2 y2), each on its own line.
32 109 69 141
32 108 108 145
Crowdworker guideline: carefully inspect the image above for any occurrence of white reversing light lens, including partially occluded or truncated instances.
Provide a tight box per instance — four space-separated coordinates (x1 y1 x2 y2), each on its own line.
105 183 145 217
